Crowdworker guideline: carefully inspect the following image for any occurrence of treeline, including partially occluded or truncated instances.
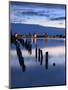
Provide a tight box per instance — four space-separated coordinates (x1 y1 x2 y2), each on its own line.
47 35 66 38
12 33 66 39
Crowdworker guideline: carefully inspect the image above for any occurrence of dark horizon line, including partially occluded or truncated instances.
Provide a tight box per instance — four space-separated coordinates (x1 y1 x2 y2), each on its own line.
13 35 65 39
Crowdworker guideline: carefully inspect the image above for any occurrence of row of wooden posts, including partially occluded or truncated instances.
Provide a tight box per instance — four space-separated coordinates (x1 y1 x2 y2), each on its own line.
11 33 49 71
35 47 48 69
15 39 49 71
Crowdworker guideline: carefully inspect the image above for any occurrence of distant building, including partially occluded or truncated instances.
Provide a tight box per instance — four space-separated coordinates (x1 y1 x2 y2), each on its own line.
15 33 18 38
33 32 37 45
33 32 37 38
43 32 47 37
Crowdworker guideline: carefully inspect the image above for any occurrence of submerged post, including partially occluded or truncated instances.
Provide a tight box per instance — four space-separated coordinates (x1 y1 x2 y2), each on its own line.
18 38 25 47
40 50 43 65
15 40 26 72
45 52 48 69
35 47 37 59
38 48 41 62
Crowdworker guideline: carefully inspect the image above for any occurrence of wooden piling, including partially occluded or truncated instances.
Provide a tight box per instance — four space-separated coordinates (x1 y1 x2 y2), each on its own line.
35 47 37 59
15 40 26 72
40 50 43 65
38 48 41 62
18 39 24 47
45 52 48 69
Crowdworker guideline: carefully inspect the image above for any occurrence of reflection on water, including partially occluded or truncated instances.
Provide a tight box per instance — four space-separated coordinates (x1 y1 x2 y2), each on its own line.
11 37 65 70
10 38 65 88
32 38 65 48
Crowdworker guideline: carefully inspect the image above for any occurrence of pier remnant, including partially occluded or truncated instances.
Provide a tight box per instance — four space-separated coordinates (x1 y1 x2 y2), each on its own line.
40 50 43 65
53 63 56 67
18 38 24 47
38 48 41 62
45 52 48 70
35 47 37 59
15 40 26 72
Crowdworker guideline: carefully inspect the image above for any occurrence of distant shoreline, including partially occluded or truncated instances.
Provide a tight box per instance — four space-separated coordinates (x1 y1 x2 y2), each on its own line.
16 35 65 39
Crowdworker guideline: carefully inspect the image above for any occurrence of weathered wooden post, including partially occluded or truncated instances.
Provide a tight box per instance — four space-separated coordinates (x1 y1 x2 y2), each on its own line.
35 47 37 59
40 50 43 65
38 48 41 62
15 40 26 72
45 52 48 69
18 38 24 47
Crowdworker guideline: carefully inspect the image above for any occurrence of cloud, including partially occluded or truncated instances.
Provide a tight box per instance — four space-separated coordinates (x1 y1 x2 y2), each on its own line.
10 4 65 28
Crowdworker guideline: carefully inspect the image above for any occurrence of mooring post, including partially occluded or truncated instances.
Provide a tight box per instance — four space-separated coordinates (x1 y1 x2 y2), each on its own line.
15 40 26 72
18 38 24 47
45 52 48 69
38 48 41 62
40 50 43 65
35 47 37 59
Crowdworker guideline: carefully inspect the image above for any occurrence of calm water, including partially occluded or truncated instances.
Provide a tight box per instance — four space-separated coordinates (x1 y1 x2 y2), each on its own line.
10 38 65 88
10 2 66 88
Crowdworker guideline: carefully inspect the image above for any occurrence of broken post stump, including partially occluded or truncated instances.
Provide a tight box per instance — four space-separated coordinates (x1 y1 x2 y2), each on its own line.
35 47 37 59
40 50 43 65
38 48 41 62
15 40 26 72
45 52 48 70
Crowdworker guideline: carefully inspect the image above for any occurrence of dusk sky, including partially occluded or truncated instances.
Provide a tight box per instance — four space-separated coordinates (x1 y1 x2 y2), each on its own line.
10 2 65 28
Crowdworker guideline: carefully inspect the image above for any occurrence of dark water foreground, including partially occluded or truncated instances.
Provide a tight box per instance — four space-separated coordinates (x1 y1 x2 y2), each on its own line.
11 67 65 88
